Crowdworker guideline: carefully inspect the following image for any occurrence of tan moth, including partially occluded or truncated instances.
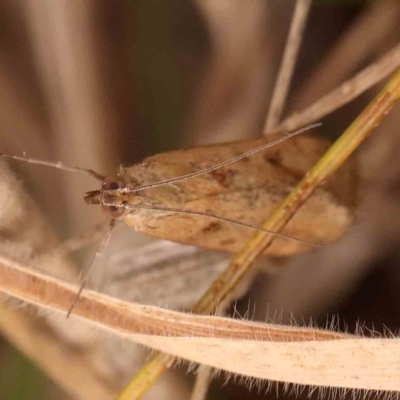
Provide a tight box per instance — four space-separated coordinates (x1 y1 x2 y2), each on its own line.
92 130 357 256
0 124 358 314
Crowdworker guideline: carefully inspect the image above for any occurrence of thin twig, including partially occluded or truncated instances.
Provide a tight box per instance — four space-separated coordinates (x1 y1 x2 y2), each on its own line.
191 365 213 400
118 68 400 400
265 0 312 131
290 0 400 111
196 69 400 313
268 43 400 135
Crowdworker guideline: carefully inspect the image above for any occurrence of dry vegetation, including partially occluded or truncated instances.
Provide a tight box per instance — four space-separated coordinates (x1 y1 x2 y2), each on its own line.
1 1 400 400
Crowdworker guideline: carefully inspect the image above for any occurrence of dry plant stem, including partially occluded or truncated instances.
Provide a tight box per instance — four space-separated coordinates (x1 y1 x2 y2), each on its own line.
116 353 173 400
196 74 400 314
6 254 400 392
190 364 213 400
120 68 400 400
0 254 348 342
265 0 312 131
291 0 400 111
269 43 400 135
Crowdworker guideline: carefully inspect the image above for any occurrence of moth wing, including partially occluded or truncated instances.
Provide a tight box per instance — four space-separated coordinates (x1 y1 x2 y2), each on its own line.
122 135 358 256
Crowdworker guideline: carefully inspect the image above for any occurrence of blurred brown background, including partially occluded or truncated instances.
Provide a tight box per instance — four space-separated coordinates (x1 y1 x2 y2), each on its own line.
1 0 400 399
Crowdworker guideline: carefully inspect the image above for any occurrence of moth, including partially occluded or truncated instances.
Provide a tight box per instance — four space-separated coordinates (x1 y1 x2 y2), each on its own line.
88 128 357 254
1 125 359 314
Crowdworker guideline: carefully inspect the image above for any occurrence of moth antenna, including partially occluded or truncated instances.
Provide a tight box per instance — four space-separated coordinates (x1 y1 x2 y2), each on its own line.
0 153 106 181
124 123 321 194
127 204 326 248
66 219 116 318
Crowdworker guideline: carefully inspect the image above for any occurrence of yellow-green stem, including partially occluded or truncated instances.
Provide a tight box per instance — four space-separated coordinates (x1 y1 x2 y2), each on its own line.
116 68 400 400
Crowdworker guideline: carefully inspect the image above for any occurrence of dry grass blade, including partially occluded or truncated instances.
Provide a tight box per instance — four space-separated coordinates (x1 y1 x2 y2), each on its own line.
117 69 400 399
4 248 400 393
269 43 400 135
1 254 349 341
265 0 312 131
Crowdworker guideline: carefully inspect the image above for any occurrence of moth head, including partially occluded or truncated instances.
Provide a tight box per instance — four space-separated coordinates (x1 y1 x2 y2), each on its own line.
84 178 126 219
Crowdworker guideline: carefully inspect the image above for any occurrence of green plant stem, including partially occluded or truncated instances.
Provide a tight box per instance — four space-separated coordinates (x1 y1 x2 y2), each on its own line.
116 68 400 400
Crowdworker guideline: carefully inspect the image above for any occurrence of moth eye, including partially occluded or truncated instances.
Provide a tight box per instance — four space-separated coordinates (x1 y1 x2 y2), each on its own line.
101 179 125 218
102 205 125 219
102 179 122 190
